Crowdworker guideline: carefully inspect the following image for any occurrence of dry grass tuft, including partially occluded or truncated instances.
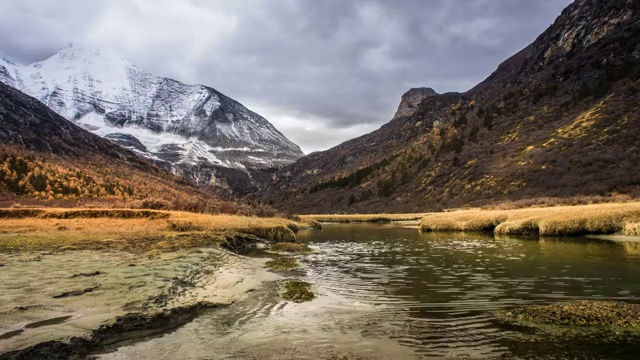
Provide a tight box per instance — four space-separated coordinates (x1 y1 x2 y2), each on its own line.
624 223 640 236
420 213 507 232
167 221 205 232
420 202 640 236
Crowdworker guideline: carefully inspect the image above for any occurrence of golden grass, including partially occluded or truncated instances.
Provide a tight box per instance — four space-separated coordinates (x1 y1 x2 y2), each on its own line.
625 223 640 236
419 202 640 236
0 208 308 252
302 213 426 223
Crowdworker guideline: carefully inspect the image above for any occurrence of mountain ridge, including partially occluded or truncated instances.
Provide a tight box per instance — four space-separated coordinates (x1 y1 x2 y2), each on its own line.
258 0 640 214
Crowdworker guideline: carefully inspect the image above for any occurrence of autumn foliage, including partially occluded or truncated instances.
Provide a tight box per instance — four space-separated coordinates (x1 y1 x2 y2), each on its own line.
0 145 276 217
0 151 133 201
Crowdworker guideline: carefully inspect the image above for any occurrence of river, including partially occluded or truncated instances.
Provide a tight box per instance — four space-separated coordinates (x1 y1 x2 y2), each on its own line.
99 223 640 359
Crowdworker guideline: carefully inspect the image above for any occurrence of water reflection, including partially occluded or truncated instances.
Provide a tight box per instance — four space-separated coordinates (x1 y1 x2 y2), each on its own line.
100 224 640 359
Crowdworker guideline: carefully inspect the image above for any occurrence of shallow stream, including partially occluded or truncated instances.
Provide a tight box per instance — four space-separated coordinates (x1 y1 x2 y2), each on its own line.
100 224 640 359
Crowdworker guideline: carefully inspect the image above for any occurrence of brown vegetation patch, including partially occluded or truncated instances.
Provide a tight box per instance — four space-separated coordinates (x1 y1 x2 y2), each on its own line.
43 209 171 220
0 208 170 220
167 221 206 232
0 144 280 218
0 209 46 219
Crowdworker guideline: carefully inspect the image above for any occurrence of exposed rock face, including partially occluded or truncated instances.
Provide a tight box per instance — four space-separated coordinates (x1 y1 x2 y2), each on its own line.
0 80 139 158
258 0 640 214
0 47 303 191
392 87 438 120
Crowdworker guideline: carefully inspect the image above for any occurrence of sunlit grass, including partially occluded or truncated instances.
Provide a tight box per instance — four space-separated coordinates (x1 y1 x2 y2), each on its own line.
419 202 640 236
0 208 308 252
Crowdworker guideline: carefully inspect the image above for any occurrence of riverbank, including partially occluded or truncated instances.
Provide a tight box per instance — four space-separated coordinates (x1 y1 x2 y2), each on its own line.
0 209 313 358
419 202 640 237
301 213 426 223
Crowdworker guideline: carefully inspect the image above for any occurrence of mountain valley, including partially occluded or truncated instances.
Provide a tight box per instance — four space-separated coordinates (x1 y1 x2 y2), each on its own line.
257 0 640 214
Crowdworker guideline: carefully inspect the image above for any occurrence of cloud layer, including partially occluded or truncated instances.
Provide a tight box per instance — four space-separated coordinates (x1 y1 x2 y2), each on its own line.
0 0 572 153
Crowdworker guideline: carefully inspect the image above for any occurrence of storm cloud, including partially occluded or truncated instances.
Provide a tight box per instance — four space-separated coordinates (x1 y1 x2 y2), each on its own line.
0 0 572 153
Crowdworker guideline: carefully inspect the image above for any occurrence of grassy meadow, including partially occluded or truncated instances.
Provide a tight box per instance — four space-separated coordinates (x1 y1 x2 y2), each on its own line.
0 208 310 252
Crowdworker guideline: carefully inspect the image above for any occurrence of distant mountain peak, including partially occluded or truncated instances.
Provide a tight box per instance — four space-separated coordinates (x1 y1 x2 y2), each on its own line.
392 87 438 120
48 45 130 64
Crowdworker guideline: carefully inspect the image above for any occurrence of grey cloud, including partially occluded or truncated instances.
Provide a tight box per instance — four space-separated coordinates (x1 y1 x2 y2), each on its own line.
0 0 572 153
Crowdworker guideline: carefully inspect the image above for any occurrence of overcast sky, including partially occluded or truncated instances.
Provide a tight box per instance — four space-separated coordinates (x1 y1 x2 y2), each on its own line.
0 0 572 153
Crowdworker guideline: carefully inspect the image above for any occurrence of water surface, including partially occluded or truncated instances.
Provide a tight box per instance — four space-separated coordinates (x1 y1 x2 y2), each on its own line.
100 224 640 359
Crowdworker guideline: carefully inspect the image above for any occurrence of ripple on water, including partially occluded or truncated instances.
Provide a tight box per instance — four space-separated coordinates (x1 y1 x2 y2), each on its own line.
100 225 640 360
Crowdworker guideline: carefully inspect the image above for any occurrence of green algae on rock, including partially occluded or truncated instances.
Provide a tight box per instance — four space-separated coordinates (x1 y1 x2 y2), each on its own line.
281 281 315 303
265 257 300 271
270 242 313 254
496 301 640 332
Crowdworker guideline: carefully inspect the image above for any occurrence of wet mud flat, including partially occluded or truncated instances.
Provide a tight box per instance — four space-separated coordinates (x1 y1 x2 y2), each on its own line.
0 247 278 359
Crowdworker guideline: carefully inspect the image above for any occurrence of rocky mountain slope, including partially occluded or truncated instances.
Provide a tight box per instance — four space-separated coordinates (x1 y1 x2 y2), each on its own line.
392 87 438 120
0 47 303 192
0 81 273 215
259 0 640 214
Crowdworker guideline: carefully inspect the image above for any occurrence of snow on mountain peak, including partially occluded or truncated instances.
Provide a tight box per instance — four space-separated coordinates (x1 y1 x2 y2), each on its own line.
0 51 18 65
45 46 141 72
0 46 303 189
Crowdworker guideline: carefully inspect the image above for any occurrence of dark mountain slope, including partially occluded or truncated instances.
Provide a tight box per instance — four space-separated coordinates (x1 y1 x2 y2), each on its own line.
259 0 640 213
0 81 271 215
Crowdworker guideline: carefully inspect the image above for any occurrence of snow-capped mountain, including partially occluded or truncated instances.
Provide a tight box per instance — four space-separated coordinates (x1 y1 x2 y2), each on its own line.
0 46 303 188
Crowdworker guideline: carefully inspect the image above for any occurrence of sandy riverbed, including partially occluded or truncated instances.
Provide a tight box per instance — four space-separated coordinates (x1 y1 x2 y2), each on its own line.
0 247 279 357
